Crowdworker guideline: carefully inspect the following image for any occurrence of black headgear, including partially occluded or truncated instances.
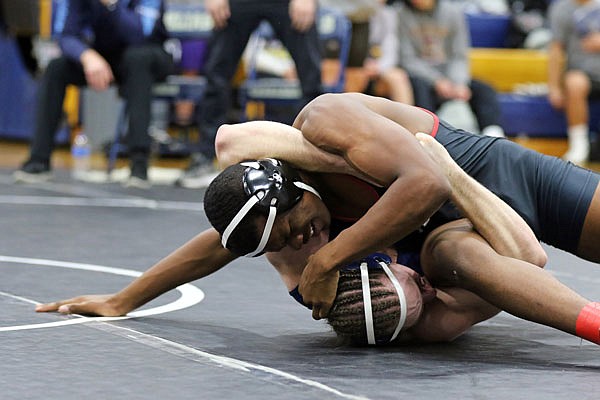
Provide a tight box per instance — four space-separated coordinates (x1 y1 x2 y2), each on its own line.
221 158 320 257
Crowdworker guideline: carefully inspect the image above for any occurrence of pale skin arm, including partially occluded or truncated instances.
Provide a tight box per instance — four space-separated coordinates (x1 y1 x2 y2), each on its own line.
400 133 548 341
408 136 589 341
36 229 238 316
415 221 589 341
415 132 547 267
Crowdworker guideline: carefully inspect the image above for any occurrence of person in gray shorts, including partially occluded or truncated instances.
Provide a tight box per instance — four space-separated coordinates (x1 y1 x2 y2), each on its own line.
547 0 600 163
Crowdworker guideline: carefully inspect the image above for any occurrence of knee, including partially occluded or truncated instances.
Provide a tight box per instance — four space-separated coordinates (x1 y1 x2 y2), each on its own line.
470 80 496 97
44 57 70 77
121 46 152 70
564 71 591 97
383 68 409 85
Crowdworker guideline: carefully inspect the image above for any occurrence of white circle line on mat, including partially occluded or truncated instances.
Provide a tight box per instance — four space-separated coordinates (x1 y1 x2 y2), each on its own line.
0 255 204 332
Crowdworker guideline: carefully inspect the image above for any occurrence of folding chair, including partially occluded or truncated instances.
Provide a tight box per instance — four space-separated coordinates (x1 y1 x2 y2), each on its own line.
106 3 213 173
238 7 351 121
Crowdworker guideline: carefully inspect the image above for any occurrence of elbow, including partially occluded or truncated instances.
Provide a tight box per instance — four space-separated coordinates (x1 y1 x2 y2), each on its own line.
403 170 451 225
215 124 239 167
524 240 548 268
425 171 452 212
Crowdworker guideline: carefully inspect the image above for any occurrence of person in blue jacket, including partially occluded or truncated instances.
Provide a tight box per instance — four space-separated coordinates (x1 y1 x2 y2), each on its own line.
14 0 175 188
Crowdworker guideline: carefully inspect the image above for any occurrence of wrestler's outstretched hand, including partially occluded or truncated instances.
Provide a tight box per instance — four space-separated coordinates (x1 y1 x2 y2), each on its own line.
35 294 126 317
414 132 459 177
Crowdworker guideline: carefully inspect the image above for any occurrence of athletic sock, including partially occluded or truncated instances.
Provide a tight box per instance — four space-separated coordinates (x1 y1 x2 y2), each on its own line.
563 124 590 164
575 302 600 344
481 125 505 138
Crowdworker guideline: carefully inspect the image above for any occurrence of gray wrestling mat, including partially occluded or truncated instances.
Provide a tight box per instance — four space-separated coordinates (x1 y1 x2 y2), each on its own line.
1 169 599 400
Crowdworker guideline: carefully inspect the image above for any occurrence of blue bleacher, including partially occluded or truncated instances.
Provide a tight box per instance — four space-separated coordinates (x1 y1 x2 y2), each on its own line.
467 12 511 48
467 11 600 137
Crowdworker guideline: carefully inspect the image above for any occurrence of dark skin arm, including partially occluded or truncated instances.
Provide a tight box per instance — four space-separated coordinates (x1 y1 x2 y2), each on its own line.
293 93 451 319
36 229 238 316
214 93 451 319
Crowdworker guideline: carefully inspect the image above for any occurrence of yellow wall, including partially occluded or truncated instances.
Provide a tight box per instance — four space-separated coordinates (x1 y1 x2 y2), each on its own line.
469 48 548 93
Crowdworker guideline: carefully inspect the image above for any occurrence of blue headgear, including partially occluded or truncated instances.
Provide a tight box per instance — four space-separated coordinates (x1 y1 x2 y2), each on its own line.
221 158 321 257
353 253 407 345
290 252 408 345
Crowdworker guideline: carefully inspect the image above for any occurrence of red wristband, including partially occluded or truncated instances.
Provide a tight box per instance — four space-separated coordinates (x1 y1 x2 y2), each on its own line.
575 302 600 344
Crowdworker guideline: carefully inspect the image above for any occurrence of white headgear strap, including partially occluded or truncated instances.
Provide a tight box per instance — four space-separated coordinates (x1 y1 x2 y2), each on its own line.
221 183 320 257
359 261 408 345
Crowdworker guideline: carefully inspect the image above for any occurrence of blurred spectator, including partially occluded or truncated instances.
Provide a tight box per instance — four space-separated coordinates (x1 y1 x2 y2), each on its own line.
547 0 600 164
397 0 505 137
0 0 39 75
13 0 175 187
168 0 212 130
176 0 322 189
319 0 378 66
240 1 414 104
506 0 551 49
320 0 379 91
363 0 414 104
241 34 298 81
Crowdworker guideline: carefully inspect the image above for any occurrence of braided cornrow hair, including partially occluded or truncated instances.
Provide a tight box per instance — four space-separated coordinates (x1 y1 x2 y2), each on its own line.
328 269 402 345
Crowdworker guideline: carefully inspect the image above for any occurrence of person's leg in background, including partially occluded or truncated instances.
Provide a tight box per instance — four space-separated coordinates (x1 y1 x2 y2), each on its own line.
176 1 261 189
378 68 414 105
561 70 592 164
16 35 37 76
468 79 505 138
14 56 86 183
118 44 174 187
409 75 439 112
343 20 371 93
268 0 322 117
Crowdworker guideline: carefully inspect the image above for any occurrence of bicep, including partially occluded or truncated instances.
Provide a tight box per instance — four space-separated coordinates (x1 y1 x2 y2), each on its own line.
296 94 437 186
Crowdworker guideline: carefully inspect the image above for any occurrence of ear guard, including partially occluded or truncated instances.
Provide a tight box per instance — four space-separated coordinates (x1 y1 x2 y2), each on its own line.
291 253 407 345
221 158 320 257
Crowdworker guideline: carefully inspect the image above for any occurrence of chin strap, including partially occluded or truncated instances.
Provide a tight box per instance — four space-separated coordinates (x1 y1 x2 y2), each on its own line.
221 184 320 257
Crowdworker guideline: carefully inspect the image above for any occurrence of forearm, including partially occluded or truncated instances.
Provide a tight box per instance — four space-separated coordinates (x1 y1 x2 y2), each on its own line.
59 36 89 63
215 121 351 174
415 133 546 266
445 161 546 266
317 172 450 272
112 229 237 313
